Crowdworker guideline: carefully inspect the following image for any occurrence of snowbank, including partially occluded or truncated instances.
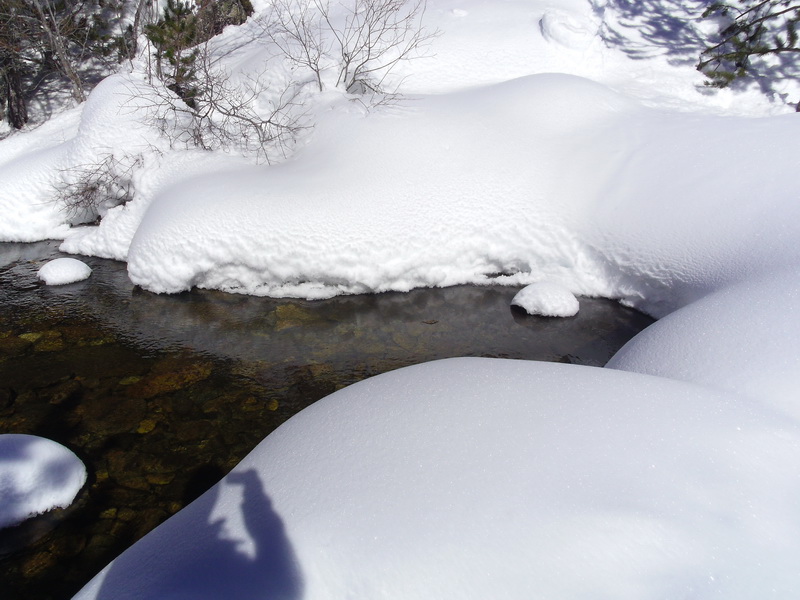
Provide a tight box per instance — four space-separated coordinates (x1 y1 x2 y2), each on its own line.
73 358 800 600
0 0 789 263
38 257 92 285
0 434 87 529
123 75 800 319
126 74 629 299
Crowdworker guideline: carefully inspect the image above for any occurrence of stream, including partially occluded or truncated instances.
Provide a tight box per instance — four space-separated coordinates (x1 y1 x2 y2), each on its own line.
0 241 654 600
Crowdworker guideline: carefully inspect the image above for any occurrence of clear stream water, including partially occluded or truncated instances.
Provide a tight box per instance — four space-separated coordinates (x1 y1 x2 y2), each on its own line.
0 241 653 600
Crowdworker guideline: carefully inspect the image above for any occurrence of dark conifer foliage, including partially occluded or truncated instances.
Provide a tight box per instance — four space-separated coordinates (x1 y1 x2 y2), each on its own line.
144 0 253 107
0 0 125 129
145 0 203 106
0 0 253 131
698 1 800 89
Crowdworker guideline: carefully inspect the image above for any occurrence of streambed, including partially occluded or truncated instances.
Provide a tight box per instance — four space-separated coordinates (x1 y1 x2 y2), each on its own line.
0 241 653 600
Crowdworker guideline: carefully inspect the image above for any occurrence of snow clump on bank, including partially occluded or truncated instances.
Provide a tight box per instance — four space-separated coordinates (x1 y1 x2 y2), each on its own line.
511 281 579 317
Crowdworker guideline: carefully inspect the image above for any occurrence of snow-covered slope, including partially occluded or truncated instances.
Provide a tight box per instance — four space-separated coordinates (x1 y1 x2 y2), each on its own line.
2 0 794 313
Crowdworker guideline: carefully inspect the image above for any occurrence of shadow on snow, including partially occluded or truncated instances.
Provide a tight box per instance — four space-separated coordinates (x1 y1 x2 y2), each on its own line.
592 0 800 104
92 468 303 600
590 0 712 65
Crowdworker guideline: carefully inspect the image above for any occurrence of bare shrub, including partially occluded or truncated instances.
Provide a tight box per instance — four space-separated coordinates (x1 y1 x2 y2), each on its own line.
263 0 439 100
132 0 434 164
53 152 143 222
138 44 308 163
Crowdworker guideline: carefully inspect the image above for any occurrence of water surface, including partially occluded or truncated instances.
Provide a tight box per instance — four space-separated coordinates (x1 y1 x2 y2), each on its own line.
0 241 653 600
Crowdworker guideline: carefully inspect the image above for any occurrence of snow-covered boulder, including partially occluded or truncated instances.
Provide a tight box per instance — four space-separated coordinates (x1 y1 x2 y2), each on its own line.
38 257 92 285
73 358 800 600
0 434 87 529
607 268 800 421
511 281 579 317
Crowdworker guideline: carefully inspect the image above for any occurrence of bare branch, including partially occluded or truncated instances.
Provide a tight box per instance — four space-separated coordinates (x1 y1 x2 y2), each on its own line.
53 152 144 222
262 0 439 103
135 42 309 163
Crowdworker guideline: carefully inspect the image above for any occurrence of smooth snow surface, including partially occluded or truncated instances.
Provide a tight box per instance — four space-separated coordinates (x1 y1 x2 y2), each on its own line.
0 434 87 529
73 359 800 600
38 257 92 285
511 281 579 317
607 268 800 421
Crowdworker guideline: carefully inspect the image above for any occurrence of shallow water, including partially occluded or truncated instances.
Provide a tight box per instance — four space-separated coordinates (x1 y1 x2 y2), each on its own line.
0 241 653 600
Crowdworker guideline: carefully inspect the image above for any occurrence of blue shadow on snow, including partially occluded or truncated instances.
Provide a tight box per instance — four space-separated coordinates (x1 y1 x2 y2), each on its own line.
91 468 303 600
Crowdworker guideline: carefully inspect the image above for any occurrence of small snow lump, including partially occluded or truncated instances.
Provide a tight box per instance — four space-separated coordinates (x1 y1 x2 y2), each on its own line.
37 257 92 285
511 281 579 317
0 434 87 529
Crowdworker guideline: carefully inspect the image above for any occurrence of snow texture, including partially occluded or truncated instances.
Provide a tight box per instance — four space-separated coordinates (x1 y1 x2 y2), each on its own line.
38 257 92 285
0 434 87 529
511 281 579 317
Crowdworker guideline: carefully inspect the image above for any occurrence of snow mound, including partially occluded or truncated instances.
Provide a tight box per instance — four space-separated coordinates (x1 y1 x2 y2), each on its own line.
0 73 168 243
38 257 92 285
511 281 579 317
125 74 634 298
607 268 800 422
73 358 800 600
0 434 87 529
539 10 597 50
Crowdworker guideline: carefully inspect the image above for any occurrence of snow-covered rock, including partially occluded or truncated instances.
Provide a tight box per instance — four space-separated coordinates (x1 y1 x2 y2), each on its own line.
72 359 800 600
38 257 92 285
511 281 579 317
607 268 800 422
0 434 87 529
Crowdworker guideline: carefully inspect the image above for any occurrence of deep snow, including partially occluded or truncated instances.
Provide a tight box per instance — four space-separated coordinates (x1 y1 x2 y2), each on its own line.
0 0 799 598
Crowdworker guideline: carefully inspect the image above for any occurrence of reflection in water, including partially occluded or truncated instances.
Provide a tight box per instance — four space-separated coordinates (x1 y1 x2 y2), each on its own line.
0 242 652 369
0 242 653 599
92 469 302 600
